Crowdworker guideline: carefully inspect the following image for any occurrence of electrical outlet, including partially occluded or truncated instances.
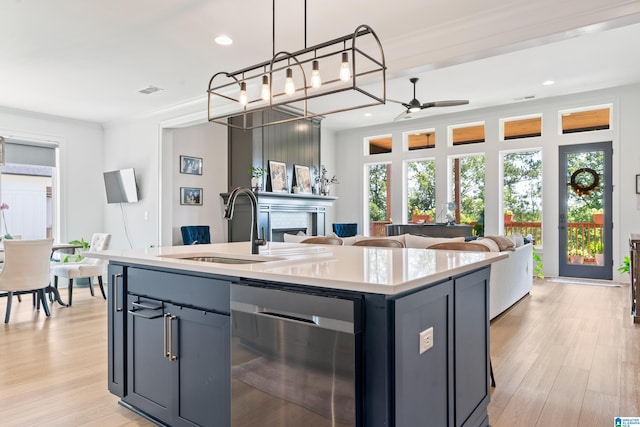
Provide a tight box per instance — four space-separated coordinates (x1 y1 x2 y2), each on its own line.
419 327 434 354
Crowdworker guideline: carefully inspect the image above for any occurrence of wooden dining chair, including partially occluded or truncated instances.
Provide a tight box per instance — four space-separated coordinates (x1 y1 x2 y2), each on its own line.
353 239 405 248
300 236 343 245
0 238 54 323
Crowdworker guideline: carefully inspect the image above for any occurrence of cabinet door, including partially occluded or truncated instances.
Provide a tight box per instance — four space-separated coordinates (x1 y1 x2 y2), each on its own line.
166 303 230 427
107 264 126 397
125 296 173 423
394 280 454 427
454 268 490 427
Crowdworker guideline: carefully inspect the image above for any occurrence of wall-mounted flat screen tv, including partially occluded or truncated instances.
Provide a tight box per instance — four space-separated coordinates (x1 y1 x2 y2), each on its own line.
103 168 139 203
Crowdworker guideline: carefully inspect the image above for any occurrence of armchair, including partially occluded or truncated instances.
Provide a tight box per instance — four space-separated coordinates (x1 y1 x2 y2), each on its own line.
181 225 211 245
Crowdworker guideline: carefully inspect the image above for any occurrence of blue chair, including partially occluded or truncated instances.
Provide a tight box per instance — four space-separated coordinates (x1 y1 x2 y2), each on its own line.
332 223 358 238
181 226 211 245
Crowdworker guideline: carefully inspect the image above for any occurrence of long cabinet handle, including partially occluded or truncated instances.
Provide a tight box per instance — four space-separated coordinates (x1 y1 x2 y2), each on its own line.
163 313 178 361
114 274 123 312
164 313 170 358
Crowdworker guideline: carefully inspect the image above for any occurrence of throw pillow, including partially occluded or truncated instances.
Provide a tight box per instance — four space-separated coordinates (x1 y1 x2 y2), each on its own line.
485 235 516 251
474 238 500 252
405 234 465 249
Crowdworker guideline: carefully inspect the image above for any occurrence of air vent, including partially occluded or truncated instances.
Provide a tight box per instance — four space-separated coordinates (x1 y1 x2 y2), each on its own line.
513 95 536 101
138 85 164 95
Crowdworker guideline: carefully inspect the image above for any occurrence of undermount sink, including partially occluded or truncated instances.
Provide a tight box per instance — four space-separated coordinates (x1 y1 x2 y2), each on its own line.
157 253 283 264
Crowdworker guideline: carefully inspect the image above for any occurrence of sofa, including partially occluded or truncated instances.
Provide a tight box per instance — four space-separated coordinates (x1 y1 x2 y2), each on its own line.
283 232 533 319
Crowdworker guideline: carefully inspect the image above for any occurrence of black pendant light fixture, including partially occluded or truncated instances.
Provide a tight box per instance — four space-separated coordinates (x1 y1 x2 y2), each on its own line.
208 0 386 130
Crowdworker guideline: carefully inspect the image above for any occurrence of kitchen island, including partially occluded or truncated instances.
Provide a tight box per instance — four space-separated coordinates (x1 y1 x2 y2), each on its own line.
88 242 506 427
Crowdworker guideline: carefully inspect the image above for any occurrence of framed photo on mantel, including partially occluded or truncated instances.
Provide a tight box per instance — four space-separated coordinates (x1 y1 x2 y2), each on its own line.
269 160 288 193
293 164 312 193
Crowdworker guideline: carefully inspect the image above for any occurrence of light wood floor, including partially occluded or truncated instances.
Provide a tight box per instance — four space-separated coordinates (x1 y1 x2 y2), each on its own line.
0 279 638 426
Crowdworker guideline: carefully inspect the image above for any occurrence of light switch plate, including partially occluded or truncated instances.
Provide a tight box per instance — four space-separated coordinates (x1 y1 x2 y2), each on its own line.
419 327 434 354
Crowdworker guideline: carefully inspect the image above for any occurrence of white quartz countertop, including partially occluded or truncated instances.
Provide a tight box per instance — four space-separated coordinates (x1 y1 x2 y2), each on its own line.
87 241 508 295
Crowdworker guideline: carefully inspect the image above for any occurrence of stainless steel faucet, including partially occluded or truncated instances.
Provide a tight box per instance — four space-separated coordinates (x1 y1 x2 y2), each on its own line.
224 187 266 254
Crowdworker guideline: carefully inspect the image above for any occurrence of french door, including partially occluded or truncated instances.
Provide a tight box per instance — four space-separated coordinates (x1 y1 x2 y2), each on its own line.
558 142 612 279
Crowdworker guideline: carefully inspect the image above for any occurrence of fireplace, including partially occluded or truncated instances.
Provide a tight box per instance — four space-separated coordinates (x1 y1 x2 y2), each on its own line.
221 192 337 243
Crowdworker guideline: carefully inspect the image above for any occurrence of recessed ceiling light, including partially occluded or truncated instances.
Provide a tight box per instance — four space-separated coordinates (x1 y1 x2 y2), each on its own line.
543 80 555 86
215 35 233 46
364 113 372 117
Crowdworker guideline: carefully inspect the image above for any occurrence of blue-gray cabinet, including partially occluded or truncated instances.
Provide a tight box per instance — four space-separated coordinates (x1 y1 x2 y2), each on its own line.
106 263 491 427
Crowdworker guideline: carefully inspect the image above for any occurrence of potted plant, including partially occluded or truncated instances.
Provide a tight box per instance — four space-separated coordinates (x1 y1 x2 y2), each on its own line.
589 240 604 265
591 208 604 225
248 166 268 192
568 247 586 264
411 207 433 223
532 246 544 279
618 255 630 275
503 209 514 225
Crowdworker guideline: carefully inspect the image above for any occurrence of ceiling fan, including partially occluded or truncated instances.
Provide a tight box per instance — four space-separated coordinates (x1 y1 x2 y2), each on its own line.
392 77 469 121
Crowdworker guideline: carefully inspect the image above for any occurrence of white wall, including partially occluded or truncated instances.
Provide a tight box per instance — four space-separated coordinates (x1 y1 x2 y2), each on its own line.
103 101 215 249
0 107 104 243
168 122 228 245
333 84 640 280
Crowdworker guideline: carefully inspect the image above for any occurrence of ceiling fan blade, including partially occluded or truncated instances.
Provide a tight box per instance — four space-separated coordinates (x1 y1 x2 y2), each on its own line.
393 110 415 121
427 100 469 108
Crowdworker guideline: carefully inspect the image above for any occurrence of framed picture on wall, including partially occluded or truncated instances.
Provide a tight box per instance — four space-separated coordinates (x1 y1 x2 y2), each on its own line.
293 164 312 193
180 187 203 205
269 160 288 193
180 155 203 175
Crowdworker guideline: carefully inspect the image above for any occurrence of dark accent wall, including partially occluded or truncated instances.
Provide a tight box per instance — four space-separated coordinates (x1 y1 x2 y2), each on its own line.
228 109 321 192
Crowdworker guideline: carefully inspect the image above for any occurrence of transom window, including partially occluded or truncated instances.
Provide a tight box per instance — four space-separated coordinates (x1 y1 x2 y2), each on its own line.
450 122 485 146
405 129 435 151
502 115 542 140
560 106 611 134
365 135 392 155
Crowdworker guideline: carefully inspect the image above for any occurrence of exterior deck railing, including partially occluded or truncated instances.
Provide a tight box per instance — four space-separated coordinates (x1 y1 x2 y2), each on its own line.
504 221 603 254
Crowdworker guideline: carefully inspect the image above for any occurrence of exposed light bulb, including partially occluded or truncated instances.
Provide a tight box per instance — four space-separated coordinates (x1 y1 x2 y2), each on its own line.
238 82 248 107
339 52 351 82
284 68 295 95
311 60 321 88
261 75 270 101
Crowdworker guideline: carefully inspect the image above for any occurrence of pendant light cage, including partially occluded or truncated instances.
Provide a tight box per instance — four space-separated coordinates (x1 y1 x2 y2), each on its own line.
208 24 386 130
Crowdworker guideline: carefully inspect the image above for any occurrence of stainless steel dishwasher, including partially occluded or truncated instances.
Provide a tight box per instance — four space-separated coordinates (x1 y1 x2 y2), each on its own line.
231 282 361 427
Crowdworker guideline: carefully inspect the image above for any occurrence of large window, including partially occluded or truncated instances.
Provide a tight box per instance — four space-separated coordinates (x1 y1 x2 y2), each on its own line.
0 140 56 240
502 150 543 244
367 163 391 236
449 155 485 227
406 159 436 222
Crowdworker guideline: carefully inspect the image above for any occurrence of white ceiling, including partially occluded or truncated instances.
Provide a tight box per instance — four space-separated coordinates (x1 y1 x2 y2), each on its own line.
2 0 640 131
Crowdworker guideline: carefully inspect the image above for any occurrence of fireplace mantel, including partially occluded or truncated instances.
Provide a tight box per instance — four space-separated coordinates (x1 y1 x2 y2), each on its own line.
220 192 337 242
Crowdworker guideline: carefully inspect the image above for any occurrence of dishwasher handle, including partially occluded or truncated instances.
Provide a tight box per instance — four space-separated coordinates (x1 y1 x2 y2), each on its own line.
232 300 354 334
259 310 318 325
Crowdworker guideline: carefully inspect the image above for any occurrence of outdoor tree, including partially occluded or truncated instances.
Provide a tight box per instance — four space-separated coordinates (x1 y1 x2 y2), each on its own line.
503 151 543 222
407 160 436 221
369 164 389 221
